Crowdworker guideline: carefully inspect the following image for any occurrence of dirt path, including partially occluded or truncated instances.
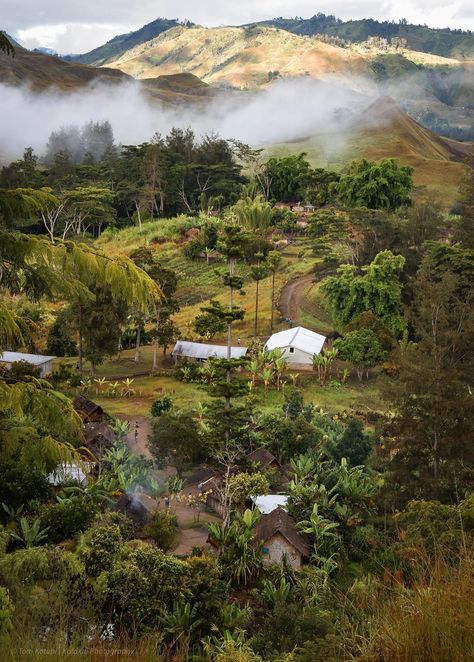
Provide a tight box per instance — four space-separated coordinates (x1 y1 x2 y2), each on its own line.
278 274 315 323
121 418 216 555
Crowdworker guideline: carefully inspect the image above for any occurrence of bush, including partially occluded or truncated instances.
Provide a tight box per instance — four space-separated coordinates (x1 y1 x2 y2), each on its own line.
78 524 123 576
91 511 134 540
6 361 40 380
142 509 178 551
151 396 173 418
40 496 99 543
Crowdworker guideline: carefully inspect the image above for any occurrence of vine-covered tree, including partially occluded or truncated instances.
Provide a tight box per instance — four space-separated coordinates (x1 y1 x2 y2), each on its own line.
337 158 413 210
321 250 405 334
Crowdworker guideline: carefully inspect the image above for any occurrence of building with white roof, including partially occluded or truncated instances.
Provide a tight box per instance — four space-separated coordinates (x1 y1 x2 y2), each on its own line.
172 340 247 362
251 494 289 514
264 326 326 365
0 351 55 377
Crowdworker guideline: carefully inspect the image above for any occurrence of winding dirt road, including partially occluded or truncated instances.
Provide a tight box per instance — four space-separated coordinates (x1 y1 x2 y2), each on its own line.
278 274 315 323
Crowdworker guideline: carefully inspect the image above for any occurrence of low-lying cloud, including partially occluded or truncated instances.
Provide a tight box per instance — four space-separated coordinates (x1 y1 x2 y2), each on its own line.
0 76 375 163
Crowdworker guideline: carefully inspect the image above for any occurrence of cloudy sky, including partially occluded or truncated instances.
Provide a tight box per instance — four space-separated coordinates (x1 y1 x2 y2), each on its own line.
5 0 474 53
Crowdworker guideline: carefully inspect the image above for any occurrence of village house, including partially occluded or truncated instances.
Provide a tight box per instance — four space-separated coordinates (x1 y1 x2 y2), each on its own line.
246 448 282 472
172 340 247 363
47 462 93 486
265 326 326 365
254 506 310 569
0 351 55 377
73 395 106 423
83 421 116 458
250 494 288 514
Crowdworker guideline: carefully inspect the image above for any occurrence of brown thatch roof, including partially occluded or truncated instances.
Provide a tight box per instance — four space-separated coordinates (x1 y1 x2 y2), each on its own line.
73 395 105 421
113 493 156 527
254 506 310 557
83 422 115 457
247 448 281 469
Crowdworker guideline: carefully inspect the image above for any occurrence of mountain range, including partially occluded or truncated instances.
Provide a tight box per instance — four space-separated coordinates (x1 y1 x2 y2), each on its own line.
64 17 473 140
1 15 472 206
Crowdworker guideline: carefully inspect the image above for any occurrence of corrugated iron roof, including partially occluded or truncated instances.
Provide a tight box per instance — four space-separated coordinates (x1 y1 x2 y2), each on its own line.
251 494 288 514
265 326 326 356
0 351 56 365
172 340 247 360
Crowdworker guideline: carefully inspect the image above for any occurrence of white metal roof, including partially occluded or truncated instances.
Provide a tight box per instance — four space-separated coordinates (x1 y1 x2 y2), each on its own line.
252 495 288 514
172 340 247 360
264 326 326 356
47 462 90 486
0 351 56 365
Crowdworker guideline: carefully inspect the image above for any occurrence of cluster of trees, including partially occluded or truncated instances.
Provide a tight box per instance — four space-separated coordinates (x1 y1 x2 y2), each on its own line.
0 129 246 235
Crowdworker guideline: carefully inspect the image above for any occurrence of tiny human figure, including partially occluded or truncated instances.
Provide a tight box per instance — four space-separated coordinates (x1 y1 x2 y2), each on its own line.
164 496 170 508
237 338 241 346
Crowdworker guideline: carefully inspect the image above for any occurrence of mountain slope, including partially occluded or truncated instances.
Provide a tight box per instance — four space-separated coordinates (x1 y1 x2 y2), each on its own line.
103 25 375 88
69 18 193 66
253 14 474 60
99 24 472 135
0 46 213 103
267 97 470 207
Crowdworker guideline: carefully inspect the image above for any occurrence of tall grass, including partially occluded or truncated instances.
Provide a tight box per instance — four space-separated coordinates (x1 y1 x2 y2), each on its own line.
352 550 474 662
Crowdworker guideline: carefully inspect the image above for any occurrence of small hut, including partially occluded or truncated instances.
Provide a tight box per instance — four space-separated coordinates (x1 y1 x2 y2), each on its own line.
83 421 115 458
265 326 326 365
254 506 310 568
247 448 281 472
73 395 106 423
113 493 157 532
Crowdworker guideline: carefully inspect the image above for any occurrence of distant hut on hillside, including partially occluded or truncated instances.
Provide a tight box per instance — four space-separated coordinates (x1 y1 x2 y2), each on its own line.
254 506 310 568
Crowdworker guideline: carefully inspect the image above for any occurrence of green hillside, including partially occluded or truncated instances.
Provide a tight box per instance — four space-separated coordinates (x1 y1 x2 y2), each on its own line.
69 18 194 66
253 14 474 60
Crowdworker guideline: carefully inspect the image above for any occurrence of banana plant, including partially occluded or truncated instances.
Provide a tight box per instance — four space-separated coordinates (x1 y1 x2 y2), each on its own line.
261 366 273 393
121 378 135 397
2 503 24 522
298 503 341 561
10 517 49 548
94 377 107 395
108 381 120 397
247 359 260 388
260 576 293 607
112 418 130 441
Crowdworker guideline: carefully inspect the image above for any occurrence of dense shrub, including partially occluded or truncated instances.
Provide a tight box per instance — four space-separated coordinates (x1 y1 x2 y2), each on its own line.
40 496 99 543
142 509 178 551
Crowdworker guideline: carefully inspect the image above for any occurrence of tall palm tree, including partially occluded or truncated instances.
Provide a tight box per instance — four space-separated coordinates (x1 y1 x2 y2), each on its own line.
250 254 268 337
266 250 283 334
